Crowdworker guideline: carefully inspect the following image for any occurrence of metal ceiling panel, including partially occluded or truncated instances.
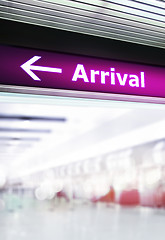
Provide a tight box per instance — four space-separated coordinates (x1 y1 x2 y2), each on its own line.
0 0 165 48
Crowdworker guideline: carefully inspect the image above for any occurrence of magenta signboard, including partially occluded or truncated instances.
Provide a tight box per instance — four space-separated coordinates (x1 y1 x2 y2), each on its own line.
0 45 165 98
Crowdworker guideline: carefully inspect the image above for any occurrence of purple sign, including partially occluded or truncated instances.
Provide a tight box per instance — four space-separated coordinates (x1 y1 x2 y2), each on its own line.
0 45 165 98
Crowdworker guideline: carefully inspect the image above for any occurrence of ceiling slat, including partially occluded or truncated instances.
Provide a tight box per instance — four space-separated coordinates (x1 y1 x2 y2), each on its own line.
0 0 165 48
1 1 165 34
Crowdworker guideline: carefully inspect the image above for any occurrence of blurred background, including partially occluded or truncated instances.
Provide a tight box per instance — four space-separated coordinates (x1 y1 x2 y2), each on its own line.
0 92 165 239
0 0 165 239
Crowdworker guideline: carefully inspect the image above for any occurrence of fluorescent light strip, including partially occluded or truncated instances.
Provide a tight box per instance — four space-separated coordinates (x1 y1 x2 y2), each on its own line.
0 128 51 133
0 115 66 122
0 137 40 141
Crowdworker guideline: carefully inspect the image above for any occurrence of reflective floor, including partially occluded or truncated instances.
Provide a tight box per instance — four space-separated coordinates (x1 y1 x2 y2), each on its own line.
1 202 165 240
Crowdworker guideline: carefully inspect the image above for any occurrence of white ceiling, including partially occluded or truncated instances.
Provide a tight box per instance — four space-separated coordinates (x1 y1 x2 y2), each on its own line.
0 0 165 48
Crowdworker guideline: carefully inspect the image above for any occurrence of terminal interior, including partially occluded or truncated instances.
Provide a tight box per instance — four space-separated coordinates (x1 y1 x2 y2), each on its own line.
0 92 165 239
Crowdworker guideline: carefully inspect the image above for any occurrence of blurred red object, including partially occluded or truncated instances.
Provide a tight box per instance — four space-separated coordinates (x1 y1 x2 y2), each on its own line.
56 191 69 202
99 186 115 203
92 186 115 203
119 189 140 206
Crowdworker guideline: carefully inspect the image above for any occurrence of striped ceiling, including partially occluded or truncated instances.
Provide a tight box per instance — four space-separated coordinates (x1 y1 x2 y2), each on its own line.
0 0 165 48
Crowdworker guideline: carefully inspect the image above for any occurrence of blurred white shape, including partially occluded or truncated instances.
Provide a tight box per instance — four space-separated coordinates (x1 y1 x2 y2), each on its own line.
114 168 137 192
0 199 5 211
0 166 7 188
35 186 47 201
73 162 82 175
35 178 64 201
59 167 66 177
83 175 109 199
145 168 161 186
53 179 63 193
153 141 165 164
82 160 90 174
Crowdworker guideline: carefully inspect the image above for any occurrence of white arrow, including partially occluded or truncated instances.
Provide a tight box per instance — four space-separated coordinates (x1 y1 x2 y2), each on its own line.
20 56 62 81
